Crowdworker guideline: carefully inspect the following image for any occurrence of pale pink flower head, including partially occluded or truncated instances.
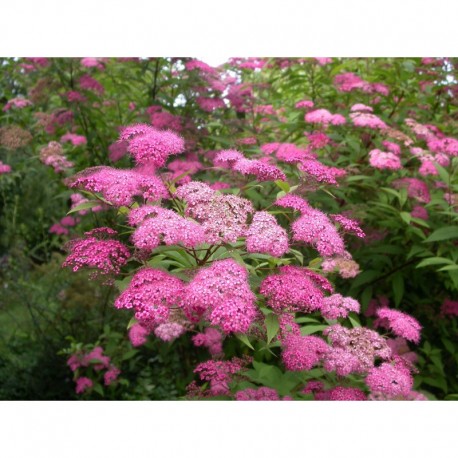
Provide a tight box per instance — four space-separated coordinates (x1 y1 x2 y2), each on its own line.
104 366 121 386
351 112 387 130
327 387 367 401
369 149 402 170
305 109 346 127
350 103 373 113
321 294 360 320
0 161 12 174
108 141 129 162
246 211 289 257
80 57 105 70
192 327 224 356
154 322 186 342
315 57 332 65
3 97 33 111
375 308 421 344
382 140 401 156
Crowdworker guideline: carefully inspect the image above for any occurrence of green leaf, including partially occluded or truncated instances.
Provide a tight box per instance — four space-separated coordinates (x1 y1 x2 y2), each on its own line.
400 211 412 225
265 314 280 344
424 226 458 243
348 313 361 328
416 257 454 268
275 180 290 193
300 324 328 335
127 316 137 330
236 333 255 350
392 272 404 307
66 200 100 214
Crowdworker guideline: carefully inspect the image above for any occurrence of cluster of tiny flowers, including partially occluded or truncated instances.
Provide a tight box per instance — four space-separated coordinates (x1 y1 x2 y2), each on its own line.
196 96 226 112
245 211 289 257
330 214 366 238
120 123 185 167
180 259 257 334
39 141 74 173
49 215 78 236
323 324 392 376
63 228 130 282
375 308 421 343
192 327 224 356
3 97 33 111
365 361 413 398
79 74 105 94
154 322 186 342
281 334 329 371
128 323 150 347
185 59 216 74
115 267 184 331
321 252 361 278
0 161 12 174
386 337 418 365
235 387 285 401
411 205 428 220
276 194 346 257
213 150 286 182
393 178 431 203
67 346 120 393
60 133 87 146
80 57 105 69
321 294 361 319
129 205 207 252
0 125 32 150
192 357 249 397
305 131 332 150
298 159 347 185
305 108 346 127
295 99 314 109
260 266 333 313
350 112 388 130
149 111 184 132
350 103 373 113
67 166 168 206
369 149 402 170
176 181 254 244
334 72 389 96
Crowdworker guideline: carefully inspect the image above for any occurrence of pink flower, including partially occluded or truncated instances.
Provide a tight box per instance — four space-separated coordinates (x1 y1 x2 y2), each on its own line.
235 387 281 401
0 161 11 174
129 323 150 347
75 377 93 394
351 112 387 130
330 214 365 238
281 334 329 371
366 362 413 398
441 299 458 317
61 133 87 146
3 97 33 111
104 366 121 386
80 57 104 70
369 149 402 170
321 294 360 319
66 91 87 103
305 109 346 127
246 211 289 257
375 308 421 343
295 100 314 109
350 103 373 113
393 178 430 203
192 328 224 356
327 387 367 401
154 322 186 342
79 74 104 94
411 205 428 220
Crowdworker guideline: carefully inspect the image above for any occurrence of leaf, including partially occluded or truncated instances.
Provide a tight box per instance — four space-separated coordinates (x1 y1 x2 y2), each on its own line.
275 180 290 193
127 316 137 329
350 270 380 289
236 333 254 350
348 313 361 328
265 314 280 344
300 324 328 335
399 211 412 225
66 200 100 215
424 226 458 243
416 257 454 268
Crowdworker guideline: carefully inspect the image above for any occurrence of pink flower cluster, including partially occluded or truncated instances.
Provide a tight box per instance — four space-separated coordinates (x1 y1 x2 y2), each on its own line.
245 211 289 257
115 267 184 331
440 299 458 317
282 334 329 371
321 294 360 319
351 112 388 130
369 149 402 170
40 141 74 173
321 252 361 278
375 308 421 343
129 205 207 252
63 227 130 281
79 74 105 94
176 181 253 244
61 133 87 146
67 166 168 206
3 97 33 111
49 215 78 236
295 100 314 109
192 327 224 356
196 96 226 112
334 73 389 95
393 178 431 203
180 259 257 334
0 161 12 174
213 149 286 182
276 194 346 257
235 387 282 401
305 108 346 127
260 266 333 314
67 346 121 394
120 123 185 167
366 360 413 398
330 214 366 238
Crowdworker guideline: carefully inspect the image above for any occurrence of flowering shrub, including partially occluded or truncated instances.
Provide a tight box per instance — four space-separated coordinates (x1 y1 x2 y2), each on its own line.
1 57 458 400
